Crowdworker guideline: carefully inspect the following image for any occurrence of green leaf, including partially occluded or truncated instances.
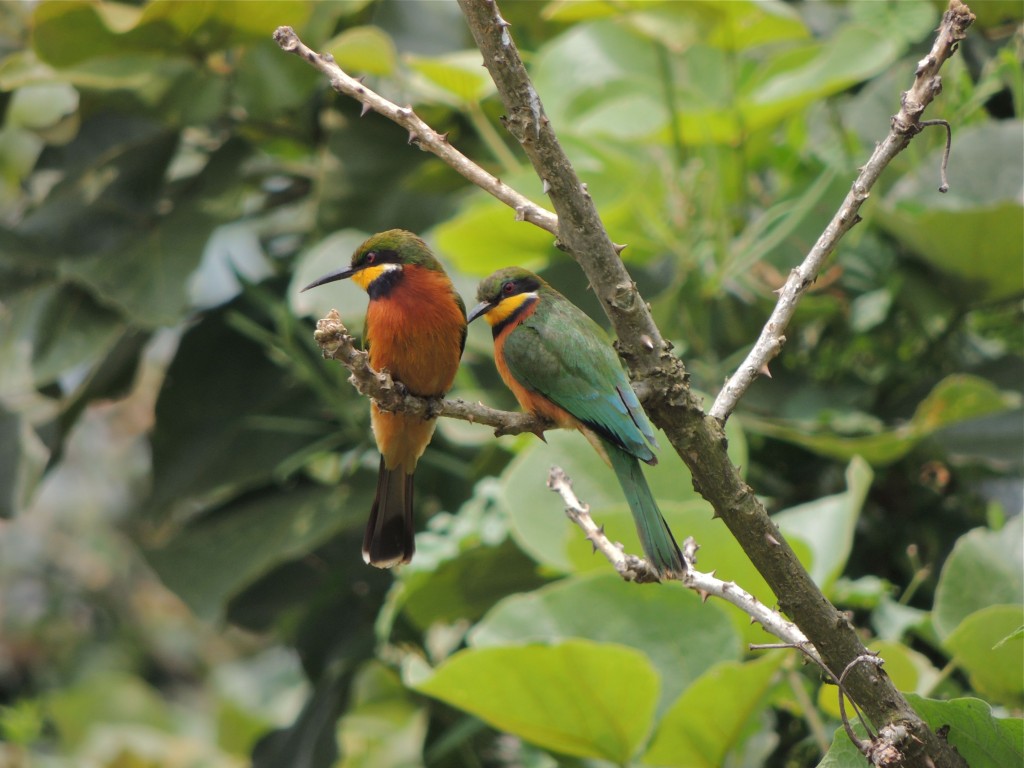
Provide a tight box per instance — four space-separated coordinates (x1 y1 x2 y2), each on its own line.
945 605 1024 707
324 26 398 78
643 654 785 767
933 516 1023 640
145 484 361 621
407 51 494 105
6 82 78 129
146 307 335 519
61 138 250 327
412 641 658 763
773 457 872 589
741 375 1019 465
820 696 1024 768
0 406 48 518
432 188 556 277
32 0 314 67
397 538 550 631
624 2 808 52
904 695 1024 768
532 20 666 139
745 23 904 115
469 572 740 714
29 285 127 386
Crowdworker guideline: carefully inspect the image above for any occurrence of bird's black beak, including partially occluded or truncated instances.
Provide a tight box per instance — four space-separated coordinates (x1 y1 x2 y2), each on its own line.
300 265 358 292
466 300 495 324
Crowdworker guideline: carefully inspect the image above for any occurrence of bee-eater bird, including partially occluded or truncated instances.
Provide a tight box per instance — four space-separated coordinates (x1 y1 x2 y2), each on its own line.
302 230 466 568
467 267 685 579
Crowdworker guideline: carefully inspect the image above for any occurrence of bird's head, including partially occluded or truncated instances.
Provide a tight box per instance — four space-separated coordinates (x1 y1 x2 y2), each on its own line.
467 267 545 327
301 229 443 295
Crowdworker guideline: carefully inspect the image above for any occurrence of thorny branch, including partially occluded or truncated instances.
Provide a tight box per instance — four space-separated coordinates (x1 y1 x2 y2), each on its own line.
272 26 557 236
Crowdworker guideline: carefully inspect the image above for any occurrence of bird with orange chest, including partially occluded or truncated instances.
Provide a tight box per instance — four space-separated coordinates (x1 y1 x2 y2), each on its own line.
302 230 467 568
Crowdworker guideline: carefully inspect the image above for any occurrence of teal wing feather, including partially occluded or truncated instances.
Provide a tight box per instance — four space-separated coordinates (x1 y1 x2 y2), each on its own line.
503 293 658 463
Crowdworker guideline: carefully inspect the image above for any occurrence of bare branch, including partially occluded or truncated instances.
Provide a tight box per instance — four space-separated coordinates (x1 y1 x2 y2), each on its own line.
272 26 558 236
709 0 977 422
313 310 548 437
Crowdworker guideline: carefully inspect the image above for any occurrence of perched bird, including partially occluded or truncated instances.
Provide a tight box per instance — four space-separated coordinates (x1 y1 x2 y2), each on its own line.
468 267 684 578
302 230 466 568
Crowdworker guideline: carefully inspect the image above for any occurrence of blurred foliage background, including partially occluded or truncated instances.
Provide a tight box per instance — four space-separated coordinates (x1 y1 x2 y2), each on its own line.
0 1 1021 766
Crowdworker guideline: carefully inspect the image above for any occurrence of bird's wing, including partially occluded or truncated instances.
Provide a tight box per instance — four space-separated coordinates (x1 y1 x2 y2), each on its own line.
503 297 658 462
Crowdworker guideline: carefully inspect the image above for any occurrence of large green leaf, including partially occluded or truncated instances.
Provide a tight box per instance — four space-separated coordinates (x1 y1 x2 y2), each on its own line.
406 50 495 106
60 138 250 327
945 605 1024 708
432 184 557 277
18 116 180 255
933 516 1023 640
469 572 740 714
323 25 396 78
411 641 658 763
145 483 363 622
643 653 785 767
147 306 338 519
773 457 872 590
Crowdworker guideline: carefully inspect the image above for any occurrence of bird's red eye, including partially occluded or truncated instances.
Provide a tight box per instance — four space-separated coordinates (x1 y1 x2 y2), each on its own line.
502 281 515 294
365 252 376 264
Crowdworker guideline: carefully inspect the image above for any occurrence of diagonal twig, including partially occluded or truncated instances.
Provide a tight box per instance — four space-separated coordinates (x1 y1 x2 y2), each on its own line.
547 465 820 663
272 26 557 236
709 0 977 422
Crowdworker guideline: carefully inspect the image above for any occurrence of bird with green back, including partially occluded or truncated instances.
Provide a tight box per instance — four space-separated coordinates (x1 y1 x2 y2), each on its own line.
468 267 685 579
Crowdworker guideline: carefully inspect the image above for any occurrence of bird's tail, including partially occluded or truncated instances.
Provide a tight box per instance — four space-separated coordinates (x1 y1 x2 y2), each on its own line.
606 444 685 579
363 457 415 568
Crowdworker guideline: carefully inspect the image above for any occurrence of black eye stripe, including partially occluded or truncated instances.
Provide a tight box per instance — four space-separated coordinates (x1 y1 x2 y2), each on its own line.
359 249 400 267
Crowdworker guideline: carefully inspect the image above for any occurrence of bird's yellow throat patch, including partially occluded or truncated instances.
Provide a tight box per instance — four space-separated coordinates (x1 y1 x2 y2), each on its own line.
352 263 401 291
484 292 537 326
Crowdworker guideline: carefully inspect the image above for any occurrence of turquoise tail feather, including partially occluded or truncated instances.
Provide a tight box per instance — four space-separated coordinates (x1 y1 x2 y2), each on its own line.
606 442 685 578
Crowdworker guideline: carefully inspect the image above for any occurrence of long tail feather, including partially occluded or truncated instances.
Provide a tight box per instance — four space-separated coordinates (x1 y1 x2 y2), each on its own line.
363 457 415 568
606 443 685 578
